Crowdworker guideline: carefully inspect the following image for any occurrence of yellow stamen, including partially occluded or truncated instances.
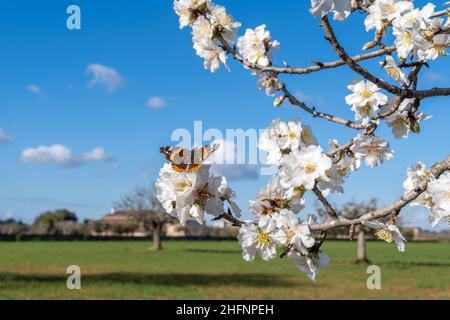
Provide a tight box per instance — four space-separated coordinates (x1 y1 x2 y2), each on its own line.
286 228 296 243
304 163 317 174
386 66 400 81
256 231 272 246
361 88 372 98
176 180 192 192
375 229 393 243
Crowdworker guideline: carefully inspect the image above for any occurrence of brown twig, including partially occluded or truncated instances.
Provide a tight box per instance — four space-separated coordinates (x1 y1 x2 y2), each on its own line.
312 186 339 220
217 34 365 130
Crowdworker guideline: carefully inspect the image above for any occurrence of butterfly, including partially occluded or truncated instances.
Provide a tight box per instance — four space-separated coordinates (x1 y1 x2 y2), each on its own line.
160 143 220 173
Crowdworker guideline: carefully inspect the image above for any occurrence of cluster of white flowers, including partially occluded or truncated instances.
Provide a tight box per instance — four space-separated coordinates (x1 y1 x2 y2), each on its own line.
309 0 354 21
238 209 328 280
250 175 306 217
365 1 450 62
174 0 284 106
345 80 389 124
170 0 450 282
237 26 282 105
381 98 431 139
156 163 240 225
381 55 410 86
238 119 352 280
258 119 340 194
403 162 450 228
237 25 280 67
362 220 407 252
310 1 450 86
174 0 241 72
350 134 394 167
258 119 317 165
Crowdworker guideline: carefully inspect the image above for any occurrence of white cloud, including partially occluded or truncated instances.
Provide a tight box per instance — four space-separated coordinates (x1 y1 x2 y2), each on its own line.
0 129 13 145
147 96 167 108
208 139 258 181
20 144 111 167
25 84 42 94
82 147 111 162
86 63 124 92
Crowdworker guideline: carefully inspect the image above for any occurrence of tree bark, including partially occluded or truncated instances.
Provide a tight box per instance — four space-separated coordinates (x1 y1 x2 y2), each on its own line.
152 225 162 251
356 229 370 264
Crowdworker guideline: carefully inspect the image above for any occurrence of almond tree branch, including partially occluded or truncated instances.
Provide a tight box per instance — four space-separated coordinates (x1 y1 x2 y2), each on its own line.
312 185 339 220
431 8 450 18
309 155 450 231
321 16 450 99
279 83 365 130
215 155 449 234
321 16 404 96
224 46 395 75
214 212 243 227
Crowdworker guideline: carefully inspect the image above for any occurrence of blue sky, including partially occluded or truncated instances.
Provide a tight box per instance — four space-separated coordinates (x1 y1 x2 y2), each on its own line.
0 0 449 230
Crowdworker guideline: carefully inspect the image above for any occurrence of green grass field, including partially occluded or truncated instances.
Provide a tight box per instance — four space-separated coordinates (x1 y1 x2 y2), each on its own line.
0 240 449 299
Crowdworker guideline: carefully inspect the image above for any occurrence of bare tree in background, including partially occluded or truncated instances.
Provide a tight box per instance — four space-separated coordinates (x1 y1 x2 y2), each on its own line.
115 186 176 251
340 199 379 264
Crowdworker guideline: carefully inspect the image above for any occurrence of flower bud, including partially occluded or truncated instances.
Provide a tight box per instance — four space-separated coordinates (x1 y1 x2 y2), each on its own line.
273 94 286 108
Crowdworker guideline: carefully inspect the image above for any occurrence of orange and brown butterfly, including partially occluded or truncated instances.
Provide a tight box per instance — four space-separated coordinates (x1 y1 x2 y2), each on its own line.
159 143 220 173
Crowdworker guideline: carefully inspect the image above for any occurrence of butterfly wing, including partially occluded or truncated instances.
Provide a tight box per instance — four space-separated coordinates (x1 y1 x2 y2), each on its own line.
160 142 221 173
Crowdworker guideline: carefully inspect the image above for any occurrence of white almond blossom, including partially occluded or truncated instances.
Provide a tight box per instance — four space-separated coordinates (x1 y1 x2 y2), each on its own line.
345 80 388 109
192 16 228 72
156 163 197 216
310 0 353 21
426 172 450 228
237 216 280 261
250 175 305 217
237 25 280 67
156 164 227 225
345 80 388 123
350 134 394 167
404 161 436 217
174 0 210 29
318 163 345 196
216 176 241 217
418 34 450 61
258 119 304 165
275 119 303 151
209 4 241 43
393 27 431 60
287 249 330 281
403 161 434 195
382 55 410 86
363 220 407 252
392 2 435 30
280 145 333 190
365 0 414 32
256 72 279 96
194 38 228 72
274 209 315 253
192 15 213 42
381 98 430 139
